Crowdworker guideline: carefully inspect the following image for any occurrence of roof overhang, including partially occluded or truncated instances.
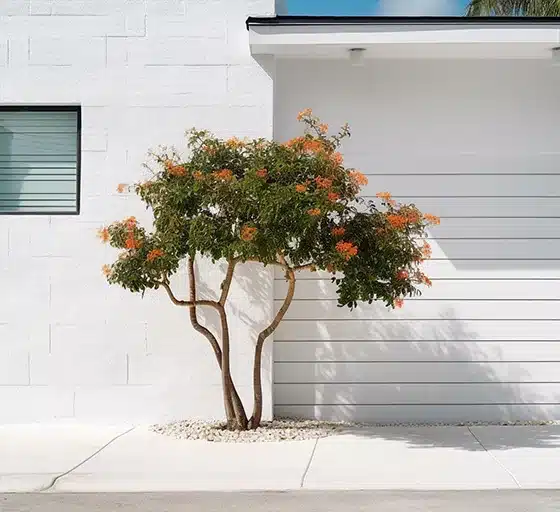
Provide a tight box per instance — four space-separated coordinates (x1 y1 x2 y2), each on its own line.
247 16 560 60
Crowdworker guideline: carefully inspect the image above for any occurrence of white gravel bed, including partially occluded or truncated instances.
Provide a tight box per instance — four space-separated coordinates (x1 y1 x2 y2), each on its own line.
151 418 559 443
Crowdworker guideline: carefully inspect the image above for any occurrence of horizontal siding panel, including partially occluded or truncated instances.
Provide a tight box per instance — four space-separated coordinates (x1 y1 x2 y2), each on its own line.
274 383 560 406
275 261 560 280
276 320 560 341
426 218 560 239
347 153 560 176
274 404 560 423
273 361 560 384
275 279 560 301
362 197 560 218
360 175 560 197
278 300 560 321
274 341 560 363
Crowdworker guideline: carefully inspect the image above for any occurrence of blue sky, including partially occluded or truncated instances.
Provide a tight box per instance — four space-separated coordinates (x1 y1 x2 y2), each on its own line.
285 0 472 16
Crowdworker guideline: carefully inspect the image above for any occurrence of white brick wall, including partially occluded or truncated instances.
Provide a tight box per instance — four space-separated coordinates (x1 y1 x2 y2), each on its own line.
0 0 275 423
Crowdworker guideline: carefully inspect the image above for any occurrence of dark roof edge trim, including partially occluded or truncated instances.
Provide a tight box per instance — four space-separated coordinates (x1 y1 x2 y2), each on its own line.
246 15 560 30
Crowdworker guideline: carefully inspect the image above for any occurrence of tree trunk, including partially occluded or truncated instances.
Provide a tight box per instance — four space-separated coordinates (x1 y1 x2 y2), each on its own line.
187 257 247 429
249 267 296 429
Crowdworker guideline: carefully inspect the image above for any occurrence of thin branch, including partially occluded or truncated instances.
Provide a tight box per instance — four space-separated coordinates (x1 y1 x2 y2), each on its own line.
160 280 219 309
219 259 237 306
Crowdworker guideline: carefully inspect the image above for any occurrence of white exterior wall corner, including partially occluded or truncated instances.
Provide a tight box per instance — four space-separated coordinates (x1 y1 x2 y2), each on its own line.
0 0 275 424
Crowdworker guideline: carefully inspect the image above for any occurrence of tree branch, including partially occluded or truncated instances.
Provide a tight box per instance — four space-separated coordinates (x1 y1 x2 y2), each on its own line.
219 259 237 306
160 280 219 309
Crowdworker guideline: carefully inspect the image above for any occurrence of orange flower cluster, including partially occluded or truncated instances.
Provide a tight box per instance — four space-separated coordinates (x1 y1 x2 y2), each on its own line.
376 191 397 206
256 168 268 178
193 171 203 180
102 264 112 277
386 214 409 230
397 270 409 280
147 249 164 262
226 137 245 149
349 170 368 186
424 213 441 225
116 183 128 194
295 184 307 193
202 144 216 155
164 160 187 176
328 192 340 202
297 108 313 121
240 226 257 242
421 242 432 259
315 176 333 189
420 273 432 287
336 241 358 260
308 208 322 217
284 136 324 154
213 169 234 181
394 298 404 309
97 227 110 244
331 227 346 237
318 123 329 134
124 217 142 250
331 152 344 166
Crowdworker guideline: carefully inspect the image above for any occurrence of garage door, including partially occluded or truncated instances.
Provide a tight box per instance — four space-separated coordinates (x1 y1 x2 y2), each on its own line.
273 58 560 424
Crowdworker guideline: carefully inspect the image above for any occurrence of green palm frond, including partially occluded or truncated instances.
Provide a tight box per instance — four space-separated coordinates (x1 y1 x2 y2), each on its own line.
465 0 560 15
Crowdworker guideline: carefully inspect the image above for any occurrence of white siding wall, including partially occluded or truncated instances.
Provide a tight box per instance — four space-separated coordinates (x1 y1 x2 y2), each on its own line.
0 0 276 423
274 58 560 424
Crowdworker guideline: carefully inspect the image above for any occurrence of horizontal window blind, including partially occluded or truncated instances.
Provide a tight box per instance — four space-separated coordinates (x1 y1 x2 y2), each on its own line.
0 107 80 214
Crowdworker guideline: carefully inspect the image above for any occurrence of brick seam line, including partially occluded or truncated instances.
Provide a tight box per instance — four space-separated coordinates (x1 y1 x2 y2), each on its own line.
300 437 319 488
38 425 137 492
467 426 521 489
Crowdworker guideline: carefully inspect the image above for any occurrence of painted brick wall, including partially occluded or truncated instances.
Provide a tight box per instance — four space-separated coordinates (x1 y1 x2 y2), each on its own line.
0 0 275 423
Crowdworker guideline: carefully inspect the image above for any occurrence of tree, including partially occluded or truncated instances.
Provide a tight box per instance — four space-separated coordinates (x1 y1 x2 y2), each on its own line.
99 110 440 431
466 0 560 15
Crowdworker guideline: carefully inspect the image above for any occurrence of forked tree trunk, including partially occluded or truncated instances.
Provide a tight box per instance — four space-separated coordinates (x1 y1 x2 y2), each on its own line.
249 267 296 429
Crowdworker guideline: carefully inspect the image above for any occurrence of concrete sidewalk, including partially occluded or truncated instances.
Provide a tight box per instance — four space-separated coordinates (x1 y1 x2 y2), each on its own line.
1 424 559 492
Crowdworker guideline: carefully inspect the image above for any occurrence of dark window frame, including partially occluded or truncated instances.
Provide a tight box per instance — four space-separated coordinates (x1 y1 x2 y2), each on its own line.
0 105 82 216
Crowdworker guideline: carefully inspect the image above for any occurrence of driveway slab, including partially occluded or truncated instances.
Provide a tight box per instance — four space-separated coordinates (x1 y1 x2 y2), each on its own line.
53 427 315 492
470 426 560 489
0 424 132 492
303 427 518 490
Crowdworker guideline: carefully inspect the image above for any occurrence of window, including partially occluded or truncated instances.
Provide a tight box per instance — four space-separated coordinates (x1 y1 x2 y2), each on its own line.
0 106 81 215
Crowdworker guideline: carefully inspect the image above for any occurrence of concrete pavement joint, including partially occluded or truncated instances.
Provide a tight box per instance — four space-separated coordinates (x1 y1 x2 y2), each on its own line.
37 426 137 493
300 437 319 488
467 427 521 489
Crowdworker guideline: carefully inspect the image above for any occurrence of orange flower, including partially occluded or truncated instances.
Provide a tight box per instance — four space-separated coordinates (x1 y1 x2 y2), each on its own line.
376 192 392 202
193 171 203 180
147 249 164 262
256 168 268 178
97 227 110 244
284 136 305 148
331 152 344 166
296 108 313 121
328 192 340 202
349 170 368 186
308 208 322 217
315 176 333 189
335 241 358 260
386 214 408 230
331 227 346 237
168 164 187 176
397 270 409 280
202 144 216 155
213 169 234 181
318 123 329 134
394 298 404 309
226 137 244 149
303 139 324 154
102 264 112 277
424 213 441 225
421 242 432 259
125 237 142 250
240 226 257 242
116 183 128 194
296 184 307 193
420 274 433 287
124 216 137 228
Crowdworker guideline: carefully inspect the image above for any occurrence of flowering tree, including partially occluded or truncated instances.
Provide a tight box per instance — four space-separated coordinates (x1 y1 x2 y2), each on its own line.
99 110 439 431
